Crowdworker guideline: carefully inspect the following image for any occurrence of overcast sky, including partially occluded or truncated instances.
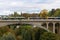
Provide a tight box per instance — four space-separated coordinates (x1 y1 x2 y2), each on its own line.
0 0 60 15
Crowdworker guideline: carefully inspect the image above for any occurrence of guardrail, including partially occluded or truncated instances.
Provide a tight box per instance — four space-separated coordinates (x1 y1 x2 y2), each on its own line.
0 19 60 22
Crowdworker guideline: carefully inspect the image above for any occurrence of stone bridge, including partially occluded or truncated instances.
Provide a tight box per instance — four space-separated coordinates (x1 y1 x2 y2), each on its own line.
0 19 60 34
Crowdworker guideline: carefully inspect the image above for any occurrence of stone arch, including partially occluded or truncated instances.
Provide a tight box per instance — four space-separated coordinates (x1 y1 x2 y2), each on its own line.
55 23 60 34
55 23 59 27
48 23 53 32
48 23 53 27
41 23 47 28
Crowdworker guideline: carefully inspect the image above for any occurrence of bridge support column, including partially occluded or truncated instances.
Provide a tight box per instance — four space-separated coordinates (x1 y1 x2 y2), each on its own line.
53 23 55 33
28 17 30 20
46 22 49 29
59 23 60 34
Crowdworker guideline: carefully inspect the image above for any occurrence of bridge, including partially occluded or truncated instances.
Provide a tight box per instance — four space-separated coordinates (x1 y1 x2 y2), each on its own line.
0 17 60 34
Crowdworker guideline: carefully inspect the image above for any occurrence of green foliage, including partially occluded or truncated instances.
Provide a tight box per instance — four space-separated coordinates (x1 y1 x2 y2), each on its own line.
0 32 16 40
53 9 60 17
9 12 21 17
0 25 60 40
40 32 57 40
48 8 60 17
15 26 59 40
0 27 9 37
15 25 32 40
7 8 60 17
48 9 55 17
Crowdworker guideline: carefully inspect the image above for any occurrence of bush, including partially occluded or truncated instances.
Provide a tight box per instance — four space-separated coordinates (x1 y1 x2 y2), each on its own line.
15 26 60 40
0 25 60 40
0 32 16 40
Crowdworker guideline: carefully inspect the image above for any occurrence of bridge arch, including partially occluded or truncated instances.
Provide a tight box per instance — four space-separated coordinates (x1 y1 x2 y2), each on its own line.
41 23 47 28
48 23 53 32
55 23 60 34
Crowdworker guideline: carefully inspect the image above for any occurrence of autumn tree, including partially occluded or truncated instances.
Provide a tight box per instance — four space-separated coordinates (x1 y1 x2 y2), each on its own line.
30 13 39 17
39 9 48 18
21 13 29 18
21 13 39 18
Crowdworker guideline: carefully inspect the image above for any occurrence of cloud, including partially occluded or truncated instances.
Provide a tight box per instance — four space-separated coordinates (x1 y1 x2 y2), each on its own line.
0 0 60 15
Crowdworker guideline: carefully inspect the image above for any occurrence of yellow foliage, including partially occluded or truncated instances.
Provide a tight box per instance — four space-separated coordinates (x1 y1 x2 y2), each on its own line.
39 9 48 18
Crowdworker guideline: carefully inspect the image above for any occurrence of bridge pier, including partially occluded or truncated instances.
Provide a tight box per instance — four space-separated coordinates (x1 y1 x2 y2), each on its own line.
42 22 56 33
58 23 60 34
53 23 55 33
46 22 49 29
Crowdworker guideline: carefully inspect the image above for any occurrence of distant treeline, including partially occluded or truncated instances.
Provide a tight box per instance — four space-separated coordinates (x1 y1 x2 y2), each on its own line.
9 8 60 18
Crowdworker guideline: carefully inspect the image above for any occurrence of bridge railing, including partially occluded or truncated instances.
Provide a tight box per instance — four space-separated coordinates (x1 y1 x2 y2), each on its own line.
0 17 60 21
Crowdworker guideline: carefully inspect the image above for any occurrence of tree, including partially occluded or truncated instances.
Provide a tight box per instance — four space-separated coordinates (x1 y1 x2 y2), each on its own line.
0 32 16 40
39 9 48 18
9 12 20 17
53 9 60 17
30 13 39 17
48 8 60 17
39 32 59 40
21 13 39 18
48 9 55 17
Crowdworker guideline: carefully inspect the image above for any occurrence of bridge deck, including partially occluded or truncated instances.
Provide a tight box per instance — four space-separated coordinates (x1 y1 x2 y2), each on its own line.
0 19 60 22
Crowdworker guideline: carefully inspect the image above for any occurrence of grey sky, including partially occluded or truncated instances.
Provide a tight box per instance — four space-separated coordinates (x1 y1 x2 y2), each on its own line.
0 0 60 15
